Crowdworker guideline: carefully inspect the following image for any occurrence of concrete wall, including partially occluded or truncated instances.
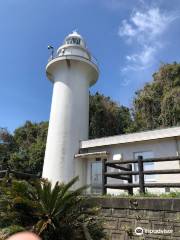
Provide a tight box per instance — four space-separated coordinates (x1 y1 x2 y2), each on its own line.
84 137 180 194
90 197 180 240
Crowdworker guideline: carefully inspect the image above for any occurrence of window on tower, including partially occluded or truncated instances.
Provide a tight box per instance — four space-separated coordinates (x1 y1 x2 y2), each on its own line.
66 37 81 45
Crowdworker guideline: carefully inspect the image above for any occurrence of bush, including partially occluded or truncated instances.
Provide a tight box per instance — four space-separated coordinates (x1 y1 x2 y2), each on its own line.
0 225 25 240
0 177 105 240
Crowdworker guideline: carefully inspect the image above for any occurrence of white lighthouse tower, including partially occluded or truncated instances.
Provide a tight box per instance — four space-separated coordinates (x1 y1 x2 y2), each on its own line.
42 31 99 186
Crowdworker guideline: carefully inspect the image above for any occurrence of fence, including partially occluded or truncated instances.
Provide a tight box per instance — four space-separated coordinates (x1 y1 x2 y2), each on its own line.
0 169 40 180
102 156 180 195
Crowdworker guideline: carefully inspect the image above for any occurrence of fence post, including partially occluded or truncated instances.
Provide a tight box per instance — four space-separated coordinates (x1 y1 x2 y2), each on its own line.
138 156 145 194
6 167 10 178
102 159 107 195
128 164 133 195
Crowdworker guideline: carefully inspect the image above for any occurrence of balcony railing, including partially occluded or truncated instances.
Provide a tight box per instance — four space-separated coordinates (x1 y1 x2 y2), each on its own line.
48 52 99 67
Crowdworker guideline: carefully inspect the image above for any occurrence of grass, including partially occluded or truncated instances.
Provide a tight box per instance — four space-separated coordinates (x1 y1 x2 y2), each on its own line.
94 190 180 198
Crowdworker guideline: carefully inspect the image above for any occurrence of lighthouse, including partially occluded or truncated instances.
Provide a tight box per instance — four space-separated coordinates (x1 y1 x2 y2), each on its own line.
42 31 99 186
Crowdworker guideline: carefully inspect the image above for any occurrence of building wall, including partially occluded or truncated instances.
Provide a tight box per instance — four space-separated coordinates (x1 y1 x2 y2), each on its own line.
82 137 180 194
89 197 180 240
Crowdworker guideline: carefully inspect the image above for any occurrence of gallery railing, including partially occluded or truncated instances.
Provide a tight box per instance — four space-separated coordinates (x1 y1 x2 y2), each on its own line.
102 156 180 195
48 52 99 67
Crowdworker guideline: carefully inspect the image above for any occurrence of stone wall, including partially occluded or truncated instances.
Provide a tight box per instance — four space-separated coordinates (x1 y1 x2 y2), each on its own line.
91 197 180 240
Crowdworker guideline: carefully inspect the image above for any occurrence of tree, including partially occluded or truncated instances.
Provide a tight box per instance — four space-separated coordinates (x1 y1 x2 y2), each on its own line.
132 63 180 131
3 63 180 176
2 93 132 175
8 121 48 174
89 92 132 138
0 128 15 169
0 177 105 240
160 87 180 126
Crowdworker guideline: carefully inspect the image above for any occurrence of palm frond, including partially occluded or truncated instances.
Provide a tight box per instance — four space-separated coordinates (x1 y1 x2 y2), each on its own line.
59 176 79 198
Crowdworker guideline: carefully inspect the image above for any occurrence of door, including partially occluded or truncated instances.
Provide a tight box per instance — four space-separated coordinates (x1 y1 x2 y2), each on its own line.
91 161 102 194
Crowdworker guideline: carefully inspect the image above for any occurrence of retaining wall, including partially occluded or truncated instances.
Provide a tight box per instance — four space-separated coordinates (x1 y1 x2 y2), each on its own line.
91 197 180 240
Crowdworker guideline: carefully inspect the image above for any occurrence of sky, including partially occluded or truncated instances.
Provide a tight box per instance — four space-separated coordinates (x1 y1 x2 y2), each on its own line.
0 0 180 132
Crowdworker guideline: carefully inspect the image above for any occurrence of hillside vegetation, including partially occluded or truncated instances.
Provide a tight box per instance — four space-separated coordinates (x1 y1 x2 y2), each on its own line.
132 62 180 131
0 62 180 174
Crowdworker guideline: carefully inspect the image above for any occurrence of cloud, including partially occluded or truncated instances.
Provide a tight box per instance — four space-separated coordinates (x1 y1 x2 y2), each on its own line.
119 8 176 41
119 7 178 73
122 45 156 72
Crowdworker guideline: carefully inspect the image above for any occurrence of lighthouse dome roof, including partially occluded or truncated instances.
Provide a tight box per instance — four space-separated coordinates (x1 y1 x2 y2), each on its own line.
64 30 86 48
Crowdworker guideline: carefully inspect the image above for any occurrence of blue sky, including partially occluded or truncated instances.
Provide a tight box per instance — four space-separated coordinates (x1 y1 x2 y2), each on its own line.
0 0 180 132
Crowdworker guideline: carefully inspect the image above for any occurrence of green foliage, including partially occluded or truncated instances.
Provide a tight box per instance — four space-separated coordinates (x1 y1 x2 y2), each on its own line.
8 121 48 174
160 87 180 126
31 176 105 240
89 92 132 138
1 63 180 175
0 177 105 240
85 218 105 240
0 225 25 240
1 94 132 175
0 128 15 168
33 176 87 237
99 190 180 198
0 178 39 228
132 63 180 131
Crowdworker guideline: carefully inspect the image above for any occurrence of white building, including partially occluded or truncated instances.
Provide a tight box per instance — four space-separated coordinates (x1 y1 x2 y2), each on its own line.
43 32 180 194
75 126 180 194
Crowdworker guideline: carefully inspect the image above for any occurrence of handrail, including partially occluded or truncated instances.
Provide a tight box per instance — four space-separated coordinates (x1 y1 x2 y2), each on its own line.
48 53 99 67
